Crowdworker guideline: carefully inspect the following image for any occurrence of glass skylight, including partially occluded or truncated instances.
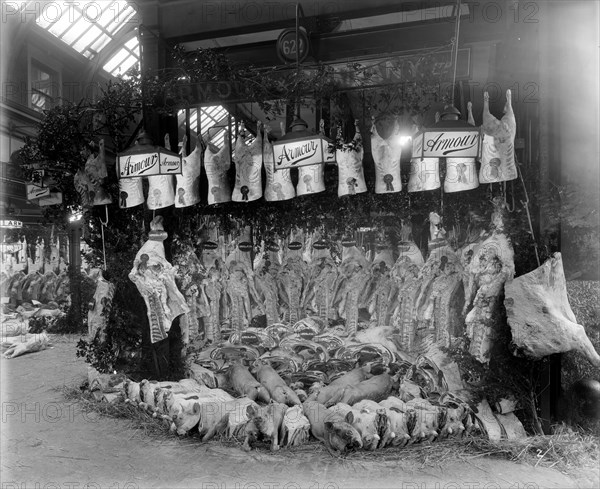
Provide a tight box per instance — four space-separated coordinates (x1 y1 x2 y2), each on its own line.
177 106 255 152
102 35 139 77
35 0 136 59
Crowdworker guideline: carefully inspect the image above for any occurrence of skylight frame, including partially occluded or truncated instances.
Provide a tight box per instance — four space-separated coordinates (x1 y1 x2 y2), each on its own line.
34 0 137 60
177 106 256 154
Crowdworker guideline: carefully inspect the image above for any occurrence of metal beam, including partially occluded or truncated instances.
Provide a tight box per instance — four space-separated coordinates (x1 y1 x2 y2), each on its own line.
157 0 458 44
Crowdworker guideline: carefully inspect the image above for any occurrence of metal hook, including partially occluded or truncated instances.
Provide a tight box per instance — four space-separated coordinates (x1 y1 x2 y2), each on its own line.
100 205 109 270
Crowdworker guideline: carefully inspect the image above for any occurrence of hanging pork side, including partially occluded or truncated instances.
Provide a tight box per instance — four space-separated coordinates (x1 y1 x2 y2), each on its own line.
463 199 515 363
277 234 307 324
302 233 339 322
332 241 371 336
254 241 282 326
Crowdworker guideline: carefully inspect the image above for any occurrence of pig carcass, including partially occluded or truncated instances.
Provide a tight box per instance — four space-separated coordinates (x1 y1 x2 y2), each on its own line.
340 373 396 405
228 363 271 403
197 397 259 443
282 405 311 447
245 401 288 451
351 399 393 450
307 366 372 407
255 362 301 407
303 400 363 456
328 402 381 451
406 398 443 443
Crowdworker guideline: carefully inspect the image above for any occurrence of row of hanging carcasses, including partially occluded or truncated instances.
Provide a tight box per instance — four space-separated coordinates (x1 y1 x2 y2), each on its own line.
117 89 518 209
182 230 465 351
0 270 70 305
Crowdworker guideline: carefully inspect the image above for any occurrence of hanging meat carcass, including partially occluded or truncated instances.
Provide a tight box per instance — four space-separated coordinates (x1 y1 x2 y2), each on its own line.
277 232 307 324
332 240 371 336
302 233 338 323
174 134 202 208
173 239 206 343
226 255 257 336
129 216 189 344
87 270 115 342
365 243 397 327
336 120 367 197
463 200 515 363
232 122 263 202
254 240 282 327
396 219 424 265
147 135 175 210
296 121 327 196
430 256 464 348
505 253 600 367
263 125 295 202
371 115 403 194
427 212 455 262
479 89 518 183
204 132 232 205
390 258 421 354
200 227 226 342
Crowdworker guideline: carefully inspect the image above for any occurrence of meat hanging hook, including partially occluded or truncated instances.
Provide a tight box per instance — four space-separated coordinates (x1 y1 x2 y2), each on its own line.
515 153 540 267
505 180 516 213
99 204 109 271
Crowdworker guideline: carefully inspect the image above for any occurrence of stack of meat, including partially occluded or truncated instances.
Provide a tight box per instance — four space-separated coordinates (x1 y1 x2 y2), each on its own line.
120 350 475 455
175 207 513 370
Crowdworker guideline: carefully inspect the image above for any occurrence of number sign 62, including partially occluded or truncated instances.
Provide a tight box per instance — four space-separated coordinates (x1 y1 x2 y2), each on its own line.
276 28 309 64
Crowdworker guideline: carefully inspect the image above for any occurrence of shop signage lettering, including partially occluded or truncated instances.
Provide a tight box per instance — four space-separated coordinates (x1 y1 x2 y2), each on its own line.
26 183 50 200
36 192 63 206
240 332 260 346
413 129 482 158
118 151 182 178
273 138 325 170
160 153 182 174
1 243 22 253
119 153 160 178
266 243 280 252
297 327 315 340
313 241 329 250
238 242 253 252
0 220 23 228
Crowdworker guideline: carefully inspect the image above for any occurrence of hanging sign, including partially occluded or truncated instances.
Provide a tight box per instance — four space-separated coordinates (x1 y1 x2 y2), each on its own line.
273 136 333 170
35 192 63 206
266 242 280 253
26 183 51 200
117 150 182 178
238 242 253 253
160 153 182 174
0 220 23 228
0 243 22 253
276 27 310 64
413 128 482 158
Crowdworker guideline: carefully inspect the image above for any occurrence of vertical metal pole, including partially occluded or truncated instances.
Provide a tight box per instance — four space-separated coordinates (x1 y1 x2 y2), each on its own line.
69 222 82 328
451 0 462 106
185 107 191 155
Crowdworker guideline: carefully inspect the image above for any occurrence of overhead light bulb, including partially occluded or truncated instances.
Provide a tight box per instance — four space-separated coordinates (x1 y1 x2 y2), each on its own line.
398 135 412 147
